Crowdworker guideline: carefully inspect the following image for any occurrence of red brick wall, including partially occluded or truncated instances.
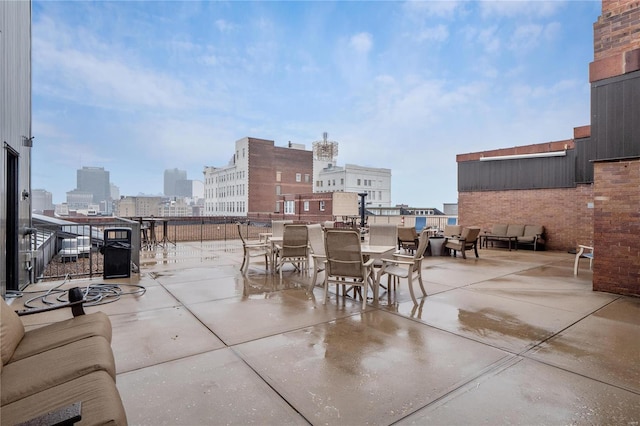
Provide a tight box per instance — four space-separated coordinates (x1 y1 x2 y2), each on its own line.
594 0 640 60
248 139 277 214
458 185 594 251
247 138 313 215
592 159 640 295
590 0 640 81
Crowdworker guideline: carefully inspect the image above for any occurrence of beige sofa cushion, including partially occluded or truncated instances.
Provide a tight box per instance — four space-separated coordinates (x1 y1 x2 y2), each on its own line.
506 224 525 237
11 311 112 362
1 370 127 426
1 336 116 405
1 298 25 366
490 224 508 236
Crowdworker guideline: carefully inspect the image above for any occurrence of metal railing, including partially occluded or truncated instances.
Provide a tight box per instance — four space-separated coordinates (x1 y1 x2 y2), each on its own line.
33 215 457 281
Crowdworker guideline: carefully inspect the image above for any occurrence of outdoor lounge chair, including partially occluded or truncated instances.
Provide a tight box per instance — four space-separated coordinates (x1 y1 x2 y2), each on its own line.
444 226 481 259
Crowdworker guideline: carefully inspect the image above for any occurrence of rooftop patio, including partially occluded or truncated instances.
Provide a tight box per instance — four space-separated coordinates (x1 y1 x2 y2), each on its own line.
12 241 640 425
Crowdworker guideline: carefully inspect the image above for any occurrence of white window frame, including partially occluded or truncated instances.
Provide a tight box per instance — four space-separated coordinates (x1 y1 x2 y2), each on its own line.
284 200 295 215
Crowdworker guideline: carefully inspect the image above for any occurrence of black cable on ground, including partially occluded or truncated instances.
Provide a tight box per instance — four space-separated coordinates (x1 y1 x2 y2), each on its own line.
14 275 146 309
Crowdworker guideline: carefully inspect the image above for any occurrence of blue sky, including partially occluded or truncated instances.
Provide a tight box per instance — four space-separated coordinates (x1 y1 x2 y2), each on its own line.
32 0 601 208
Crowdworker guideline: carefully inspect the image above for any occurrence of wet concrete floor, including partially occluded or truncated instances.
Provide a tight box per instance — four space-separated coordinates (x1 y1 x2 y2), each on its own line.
14 240 640 425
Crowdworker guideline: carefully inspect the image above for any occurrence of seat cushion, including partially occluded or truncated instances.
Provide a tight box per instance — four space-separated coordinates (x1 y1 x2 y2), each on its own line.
10 311 112 362
1 336 116 405
1 298 25 366
506 224 525 237
1 370 127 426
523 225 544 237
444 238 463 251
443 225 462 237
491 224 508 236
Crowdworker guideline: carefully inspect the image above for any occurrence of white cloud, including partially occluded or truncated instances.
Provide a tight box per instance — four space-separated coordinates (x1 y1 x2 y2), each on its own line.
509 79 582 100
464 25 502 54
402 0 462 19
479 1 565 18
510 24 544 50
215 19 236 33
416 25 449 43
349 32 373 54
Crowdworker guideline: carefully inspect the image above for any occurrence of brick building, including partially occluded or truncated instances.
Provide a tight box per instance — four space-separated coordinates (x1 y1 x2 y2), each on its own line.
456 0 640 296
203 137 313 217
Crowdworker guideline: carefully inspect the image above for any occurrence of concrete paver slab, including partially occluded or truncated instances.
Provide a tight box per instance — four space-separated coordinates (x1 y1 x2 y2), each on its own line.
117 349 306 425
400 357 640 425
234 310 511 425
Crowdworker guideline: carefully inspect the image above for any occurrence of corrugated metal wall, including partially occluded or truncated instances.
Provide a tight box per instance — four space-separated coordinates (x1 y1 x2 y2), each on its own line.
591 71 640 160
458 153 576 192
1 1 33 293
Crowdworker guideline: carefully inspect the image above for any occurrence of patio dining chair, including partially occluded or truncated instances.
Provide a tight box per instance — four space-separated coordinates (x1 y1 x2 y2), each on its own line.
237 222 270 274
368 224 398 268
274 224 309 279
307 223 326 287
376 229 430 305
323 229 374 309
397 226 419 253
270 219 293 266
574 244 594 275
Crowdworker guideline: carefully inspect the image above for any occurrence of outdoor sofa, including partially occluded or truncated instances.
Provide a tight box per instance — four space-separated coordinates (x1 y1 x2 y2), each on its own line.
482 224 545 251
1 287 127 425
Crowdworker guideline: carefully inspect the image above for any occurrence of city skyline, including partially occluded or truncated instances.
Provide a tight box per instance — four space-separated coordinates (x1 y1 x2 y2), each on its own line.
31 1 601 206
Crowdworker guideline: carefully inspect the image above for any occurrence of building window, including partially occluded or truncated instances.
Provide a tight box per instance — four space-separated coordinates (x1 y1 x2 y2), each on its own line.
276 185 281 195
275 201 280 213
319 201 325 211
341 178 344 185
285 200 295 215
296 173 301 182
304 201 309 211
357 179 361 185
305 174 310 183
276 171 282 182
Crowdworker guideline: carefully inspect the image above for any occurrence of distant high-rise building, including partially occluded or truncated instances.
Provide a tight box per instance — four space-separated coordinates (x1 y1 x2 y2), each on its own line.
66 189 94 210
31 189 53 213
110 183 120 201
175 179 193 197
75 166 111 213
114 196 162 217
164 168 187 197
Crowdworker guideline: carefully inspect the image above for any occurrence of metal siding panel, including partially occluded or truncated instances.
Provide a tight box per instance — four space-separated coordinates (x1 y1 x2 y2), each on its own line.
592 72 640 161
607 82 625 158
458 154 575 192
623 75 640 157
1 1 32 292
